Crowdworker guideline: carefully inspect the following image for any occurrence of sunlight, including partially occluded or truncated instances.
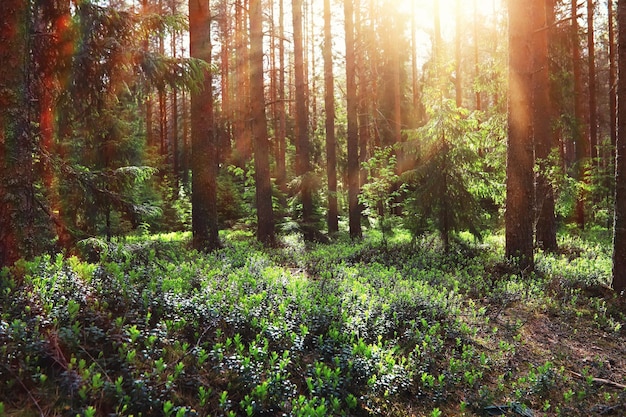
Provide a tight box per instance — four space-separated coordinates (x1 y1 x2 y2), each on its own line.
398 0 502 36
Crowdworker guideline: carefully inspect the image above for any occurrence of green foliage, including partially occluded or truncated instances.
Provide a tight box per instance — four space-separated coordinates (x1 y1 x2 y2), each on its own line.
402 98 504 245
360 147 404 243
0 230 621 416
47 2 208 242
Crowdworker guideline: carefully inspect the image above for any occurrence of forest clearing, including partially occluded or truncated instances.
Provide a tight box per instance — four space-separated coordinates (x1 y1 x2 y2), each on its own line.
1 229 625 416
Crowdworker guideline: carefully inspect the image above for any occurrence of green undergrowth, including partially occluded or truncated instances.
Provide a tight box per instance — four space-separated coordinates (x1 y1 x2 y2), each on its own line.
0 229 624 416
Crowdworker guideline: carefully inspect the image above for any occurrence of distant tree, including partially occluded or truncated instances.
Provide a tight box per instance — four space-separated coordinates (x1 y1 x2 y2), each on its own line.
189 0 220 251
455 0 462 107
613 0 626 294
572 0 588 229
345 0 362 239
276 0 287 195
506 0 534 270
587 0 598 163
250 0 276 245
323 0 339 234
233 0 251 167
534 0 557 251
473 0 481 111
610 0 618 159
292 0 313 228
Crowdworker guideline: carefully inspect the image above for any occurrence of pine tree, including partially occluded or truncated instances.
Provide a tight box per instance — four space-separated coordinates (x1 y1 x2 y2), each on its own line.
534 0 557 251
250 0 276 245
506 0 535 270
613 0 626 294
323 0 339 234
189 0 220 251
345 0 362 239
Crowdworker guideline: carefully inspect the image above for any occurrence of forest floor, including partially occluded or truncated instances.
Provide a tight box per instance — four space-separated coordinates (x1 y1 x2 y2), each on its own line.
0 227 625 417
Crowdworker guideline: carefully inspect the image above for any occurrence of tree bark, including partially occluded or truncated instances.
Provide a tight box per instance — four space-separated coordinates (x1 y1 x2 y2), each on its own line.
250 0 276 245
233 0 251 167
573 0 588 229
506 0 535 270
293 0 313 226
323 0 338 234
276 0 287 195
345 0 361 239
610 0 618 162
171 0 179 191
613 0 626 294
0 0 31 267
534 0 558 252
587 0 598 163
190 0 220 251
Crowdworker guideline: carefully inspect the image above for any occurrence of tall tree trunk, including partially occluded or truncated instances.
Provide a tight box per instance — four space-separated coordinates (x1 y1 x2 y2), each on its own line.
250 0 276 245
0 0 32 266
181 87 189 188
534 0 558 252
158 0 168 158
293 0 313 225
587 0 598 164
142 0 154 148
219 0 232 164
356 0 368 195
276 0 287 194
411 0 421 124
573 0 588 229
474 0 481 111
506 0 535 270
171 0 179 191
610 0 618 161
234 0 251 167
190 0 220 251
455 0 462 107
434 0 441 72
345 0 361 239
613 0 626 294
323 0 338 234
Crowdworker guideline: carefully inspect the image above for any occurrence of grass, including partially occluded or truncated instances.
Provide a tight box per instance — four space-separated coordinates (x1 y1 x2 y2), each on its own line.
0 228 624 416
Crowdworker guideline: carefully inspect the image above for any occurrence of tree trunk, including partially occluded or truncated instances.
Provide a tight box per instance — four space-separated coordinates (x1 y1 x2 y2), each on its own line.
573 0 588 229
190 0 220 251
170 0 179 191
587 0 598 163
323 0 338 234
0 0 31 267
293 0 313 226
142 0 154 148
234 0 251 167
613 0 626 294
277 0 287 195
345 0 361 239
534 0 558 252
412 0 422 124
474 0 481 111
455 0 462 107
610 0 618 162
506 0 535 271
434 0 441 71
356 0 369 196
158 0 168 158
250 0 276 245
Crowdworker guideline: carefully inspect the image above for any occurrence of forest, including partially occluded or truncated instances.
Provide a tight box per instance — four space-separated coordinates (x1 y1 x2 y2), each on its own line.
1 0 626 415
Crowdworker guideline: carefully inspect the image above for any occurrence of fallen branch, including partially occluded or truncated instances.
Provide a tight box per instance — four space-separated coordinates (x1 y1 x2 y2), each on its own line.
569 370 626 390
